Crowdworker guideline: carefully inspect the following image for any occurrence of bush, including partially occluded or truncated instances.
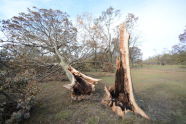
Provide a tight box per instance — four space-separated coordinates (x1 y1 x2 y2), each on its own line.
102 62 115 72
0 64 39 123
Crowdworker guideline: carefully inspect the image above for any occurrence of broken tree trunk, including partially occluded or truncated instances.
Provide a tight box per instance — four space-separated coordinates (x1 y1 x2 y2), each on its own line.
102 24 150 119
53 46 101 100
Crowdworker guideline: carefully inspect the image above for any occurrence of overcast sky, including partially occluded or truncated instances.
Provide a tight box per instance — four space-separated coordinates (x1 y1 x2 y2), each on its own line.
0 0 186 59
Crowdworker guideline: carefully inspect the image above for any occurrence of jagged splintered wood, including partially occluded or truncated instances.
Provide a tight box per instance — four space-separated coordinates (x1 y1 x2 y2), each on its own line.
63 65 101 100
65 66 101 100
102 24 150 119
53 41 101 100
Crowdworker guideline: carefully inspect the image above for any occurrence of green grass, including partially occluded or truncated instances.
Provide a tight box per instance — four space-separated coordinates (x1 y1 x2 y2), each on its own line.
24 65 186 124
55 110 72 120
86 116 100 124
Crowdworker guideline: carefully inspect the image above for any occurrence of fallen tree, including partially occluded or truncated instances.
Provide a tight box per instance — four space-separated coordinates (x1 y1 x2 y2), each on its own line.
1 7 101 100
102 24 150 119
54 45 101 100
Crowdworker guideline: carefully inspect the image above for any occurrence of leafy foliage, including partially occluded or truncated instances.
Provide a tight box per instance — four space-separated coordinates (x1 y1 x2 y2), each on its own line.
0 50 39 123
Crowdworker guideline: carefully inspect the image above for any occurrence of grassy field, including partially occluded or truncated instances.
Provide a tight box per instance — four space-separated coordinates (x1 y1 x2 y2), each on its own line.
23 65 186 124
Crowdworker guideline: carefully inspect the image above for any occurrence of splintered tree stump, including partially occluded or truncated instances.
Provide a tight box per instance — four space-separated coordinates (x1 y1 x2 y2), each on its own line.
53 40 101 100
64 66 101 100
102 24 150 119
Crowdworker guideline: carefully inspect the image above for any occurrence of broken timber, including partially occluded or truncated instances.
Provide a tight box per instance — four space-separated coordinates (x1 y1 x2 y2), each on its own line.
101 24 150 119
53 40 101 100
65 66 101 100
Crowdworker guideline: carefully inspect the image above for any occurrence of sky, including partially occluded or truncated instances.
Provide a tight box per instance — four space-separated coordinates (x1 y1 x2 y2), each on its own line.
0 0 186 59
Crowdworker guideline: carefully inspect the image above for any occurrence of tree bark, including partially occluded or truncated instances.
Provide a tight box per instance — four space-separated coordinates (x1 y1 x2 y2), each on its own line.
102 24 150 119
53 46 101 100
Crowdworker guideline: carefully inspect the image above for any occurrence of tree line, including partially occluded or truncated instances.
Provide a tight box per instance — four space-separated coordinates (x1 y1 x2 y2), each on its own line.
0 7 142 73
144 28 186 65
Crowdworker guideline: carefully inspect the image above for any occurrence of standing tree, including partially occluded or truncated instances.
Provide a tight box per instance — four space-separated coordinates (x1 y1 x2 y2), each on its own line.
171 27 186 64
0 7 100 100
125 13 141 66
95 7 120 63
173 26 186 53
129 46 143 66
76 13 104 68
179 27 186 43
76 8 141 70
